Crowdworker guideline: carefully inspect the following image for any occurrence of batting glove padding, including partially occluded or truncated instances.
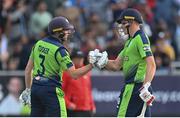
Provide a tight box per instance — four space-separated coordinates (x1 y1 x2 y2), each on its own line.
139 82 155 106
19 88 31 106
96 51 108 69
88 49 102 66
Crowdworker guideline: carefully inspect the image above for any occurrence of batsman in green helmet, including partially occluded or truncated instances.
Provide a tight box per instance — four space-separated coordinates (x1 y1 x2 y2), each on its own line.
19 16 100 117
90 8 156 117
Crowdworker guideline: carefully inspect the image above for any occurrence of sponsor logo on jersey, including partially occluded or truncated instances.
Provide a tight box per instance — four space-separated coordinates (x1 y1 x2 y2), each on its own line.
124 56 129 61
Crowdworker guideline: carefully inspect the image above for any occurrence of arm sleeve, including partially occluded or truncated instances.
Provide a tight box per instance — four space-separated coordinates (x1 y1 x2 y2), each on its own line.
136 35 153 58
29 46 35 60
56 48 74 71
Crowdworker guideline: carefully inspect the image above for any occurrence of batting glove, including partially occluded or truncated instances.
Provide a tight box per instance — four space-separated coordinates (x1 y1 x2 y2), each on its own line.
96 51 108 69
88 49 102 66
19 88 31 106
139 82 155 106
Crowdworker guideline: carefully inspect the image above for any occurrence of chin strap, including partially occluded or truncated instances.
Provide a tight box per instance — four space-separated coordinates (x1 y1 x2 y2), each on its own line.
51 34 64 43
126 26 130 38
126 21 132 38
58 32 65 39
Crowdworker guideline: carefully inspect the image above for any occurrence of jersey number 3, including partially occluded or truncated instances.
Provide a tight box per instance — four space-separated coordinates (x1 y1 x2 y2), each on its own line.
37 54 45 75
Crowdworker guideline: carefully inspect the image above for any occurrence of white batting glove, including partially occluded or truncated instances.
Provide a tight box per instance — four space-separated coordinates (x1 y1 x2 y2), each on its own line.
96 51 108 69
88 49 102 66
19 88 31 106
139 82 155 106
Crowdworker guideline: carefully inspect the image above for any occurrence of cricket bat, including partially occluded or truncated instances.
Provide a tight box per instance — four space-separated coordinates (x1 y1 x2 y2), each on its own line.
137 103 147 117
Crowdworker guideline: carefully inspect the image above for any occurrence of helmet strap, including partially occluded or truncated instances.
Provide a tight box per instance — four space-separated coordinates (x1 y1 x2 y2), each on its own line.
58 32 65 41
58 32 65 39
51 32 65 43
126 20 133 38
58 33 66 42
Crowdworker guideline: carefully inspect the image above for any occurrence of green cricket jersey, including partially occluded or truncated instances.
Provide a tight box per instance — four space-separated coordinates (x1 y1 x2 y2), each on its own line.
30 37 73 82
118 29 152 83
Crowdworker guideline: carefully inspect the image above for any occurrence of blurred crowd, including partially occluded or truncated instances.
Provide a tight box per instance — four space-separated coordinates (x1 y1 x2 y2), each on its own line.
0 77 30 116
1 0 180 71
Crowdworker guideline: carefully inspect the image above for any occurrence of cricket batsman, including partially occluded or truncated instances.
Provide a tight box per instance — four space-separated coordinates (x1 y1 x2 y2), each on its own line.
19 16 99 117
89 8 156 117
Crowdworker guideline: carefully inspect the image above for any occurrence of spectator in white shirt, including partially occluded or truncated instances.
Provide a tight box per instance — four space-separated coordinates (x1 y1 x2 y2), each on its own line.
0 77 23 116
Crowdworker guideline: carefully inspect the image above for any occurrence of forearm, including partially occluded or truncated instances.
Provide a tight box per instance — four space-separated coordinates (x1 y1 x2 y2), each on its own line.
144 60 156 85
25 70 32 88
71 64 93 79
25 59 34 88
105 60 121 71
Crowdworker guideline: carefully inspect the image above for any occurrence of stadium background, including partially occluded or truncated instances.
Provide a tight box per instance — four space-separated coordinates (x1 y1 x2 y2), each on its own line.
0 0 180 116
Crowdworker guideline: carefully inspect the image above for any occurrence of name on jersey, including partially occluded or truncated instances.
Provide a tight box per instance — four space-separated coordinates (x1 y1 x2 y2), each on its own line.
38 45 49 54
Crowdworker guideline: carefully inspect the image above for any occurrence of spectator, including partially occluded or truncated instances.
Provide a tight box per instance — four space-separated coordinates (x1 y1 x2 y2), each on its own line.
109 0 128 22
29 0 52 38
0 77 23 116
154 51 171 69
152 18 168 44
133 0 153 38
133 0 154 24
154 0 173 25
86 0 108 22
7 57 19 70
7 38 22 70
7 35 33 70
81 27 101 64
88 12 108 49
18 35 32 70
153 32 175 69
155 32 175 61
8 0 28 39
62 49 96 117
0 26 9 70
105 28 123 60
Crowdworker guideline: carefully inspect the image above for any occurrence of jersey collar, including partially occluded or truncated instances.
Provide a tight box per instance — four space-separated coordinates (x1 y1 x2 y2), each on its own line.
43 36 63 47
132 29 142 38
